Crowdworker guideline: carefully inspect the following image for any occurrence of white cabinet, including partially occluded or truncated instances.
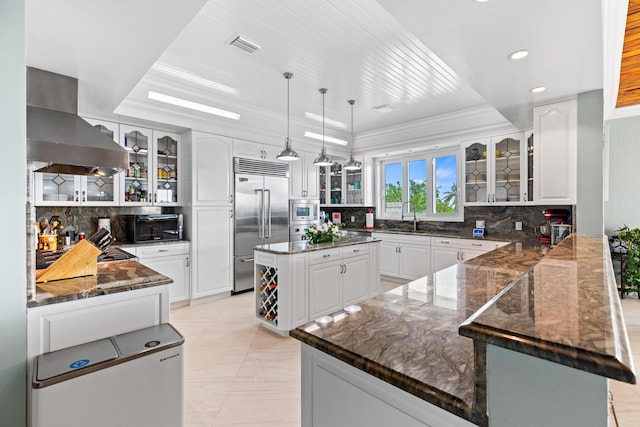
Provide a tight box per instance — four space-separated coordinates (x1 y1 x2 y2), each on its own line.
132 242 191 304
308 256 344 319
431 238 508 273
373 233 431 280
533 99 577 204
187 206 233 298
463 132 528 205
233 138 283 162
34 118 121 207
182 131 233 206
289 151 319 199
119 125 182 206
341 248 370 307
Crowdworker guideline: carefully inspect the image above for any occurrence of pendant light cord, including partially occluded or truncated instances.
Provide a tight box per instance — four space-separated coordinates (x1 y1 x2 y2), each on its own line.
287 75 290 144
322 89 326 150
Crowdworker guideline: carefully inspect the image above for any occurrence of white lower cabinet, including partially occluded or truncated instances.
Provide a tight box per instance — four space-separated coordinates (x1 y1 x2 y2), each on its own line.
431 238 508 272
135 243 191 303
373 233 431 280
309 258 344 319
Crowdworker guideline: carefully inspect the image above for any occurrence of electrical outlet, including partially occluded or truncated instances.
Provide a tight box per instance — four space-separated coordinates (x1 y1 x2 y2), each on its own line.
476 220 485 229
351 216 355 223
515 221 523 231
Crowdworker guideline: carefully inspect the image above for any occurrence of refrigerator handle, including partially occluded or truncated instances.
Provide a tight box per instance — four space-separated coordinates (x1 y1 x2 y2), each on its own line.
256 189 264 238
265 189 272 238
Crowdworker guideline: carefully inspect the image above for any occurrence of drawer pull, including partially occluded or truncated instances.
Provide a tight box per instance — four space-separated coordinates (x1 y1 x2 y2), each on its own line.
472 243 482 247
323 254 331 258
353 249 360 253
158 249 169 252
440 240 450 244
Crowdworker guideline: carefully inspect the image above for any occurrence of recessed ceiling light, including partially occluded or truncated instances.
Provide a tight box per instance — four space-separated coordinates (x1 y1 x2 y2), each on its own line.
304 131 347 146
473 0 489 3
228 35 261 54
530 86 546 93
508 50 529 60
148 91 240 120
151 63 238 95
373 104 394 113
305 112 346 129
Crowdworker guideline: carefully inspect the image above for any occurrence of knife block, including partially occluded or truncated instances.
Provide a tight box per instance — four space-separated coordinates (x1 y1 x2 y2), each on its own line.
36 239 102 283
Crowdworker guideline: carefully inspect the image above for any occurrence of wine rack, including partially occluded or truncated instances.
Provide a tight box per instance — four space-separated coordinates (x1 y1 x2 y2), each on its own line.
257 265 278 325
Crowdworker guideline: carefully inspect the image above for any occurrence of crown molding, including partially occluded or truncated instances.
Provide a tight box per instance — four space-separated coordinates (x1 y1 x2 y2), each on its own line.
353 105 516 156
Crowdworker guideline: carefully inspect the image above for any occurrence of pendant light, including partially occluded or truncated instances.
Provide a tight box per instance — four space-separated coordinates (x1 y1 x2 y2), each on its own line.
276 72 299 161
313 88 333 166
343 99 362 171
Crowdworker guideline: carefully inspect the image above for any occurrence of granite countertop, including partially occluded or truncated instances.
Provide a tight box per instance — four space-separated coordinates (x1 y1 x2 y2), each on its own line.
28 260 173 308
254 235 380 255
290 234 636 425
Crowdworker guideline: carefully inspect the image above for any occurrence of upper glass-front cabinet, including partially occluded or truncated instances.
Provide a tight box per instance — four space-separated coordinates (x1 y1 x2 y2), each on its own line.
34 119 120 206
463 132 530 205
319 159 363 206
119 126 180 206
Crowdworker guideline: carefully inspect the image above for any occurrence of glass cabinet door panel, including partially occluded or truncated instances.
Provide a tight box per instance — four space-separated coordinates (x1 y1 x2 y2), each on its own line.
345 169 363 204
319 165 327 204
464 141 488 203
40 173 77 203
329 162 343 204
493 136 522 203
123 129 151 204
155 135 179 203
85 176 115 203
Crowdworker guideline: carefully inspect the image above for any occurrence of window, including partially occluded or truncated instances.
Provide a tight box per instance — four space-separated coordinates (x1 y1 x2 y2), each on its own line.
379 148 462 221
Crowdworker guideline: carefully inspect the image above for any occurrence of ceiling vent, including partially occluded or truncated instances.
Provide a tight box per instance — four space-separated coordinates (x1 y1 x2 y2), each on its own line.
373 104 394 113
229 35 261 54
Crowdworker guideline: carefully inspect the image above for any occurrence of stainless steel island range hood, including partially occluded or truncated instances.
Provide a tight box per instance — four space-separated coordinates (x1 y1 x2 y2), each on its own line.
27 67 128 176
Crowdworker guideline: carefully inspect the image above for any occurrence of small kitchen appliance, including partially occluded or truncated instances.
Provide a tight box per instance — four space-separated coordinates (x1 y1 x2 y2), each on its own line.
538 209 571 244
289 199 320 241
126 214 183 243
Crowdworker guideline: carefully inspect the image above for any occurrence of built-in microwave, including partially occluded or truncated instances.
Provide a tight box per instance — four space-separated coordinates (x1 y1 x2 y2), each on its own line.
289 199 320 224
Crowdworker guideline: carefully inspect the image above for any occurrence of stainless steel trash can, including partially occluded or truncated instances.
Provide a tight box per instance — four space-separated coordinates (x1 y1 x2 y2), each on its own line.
31 323 184 427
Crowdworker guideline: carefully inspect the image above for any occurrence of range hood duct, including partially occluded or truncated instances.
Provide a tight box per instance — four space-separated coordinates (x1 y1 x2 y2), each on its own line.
26 67 128 176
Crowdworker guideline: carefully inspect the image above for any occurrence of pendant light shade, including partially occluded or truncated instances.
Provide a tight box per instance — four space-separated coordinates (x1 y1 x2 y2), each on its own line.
276 72 299 161
313 88 333 167
343 99 362 171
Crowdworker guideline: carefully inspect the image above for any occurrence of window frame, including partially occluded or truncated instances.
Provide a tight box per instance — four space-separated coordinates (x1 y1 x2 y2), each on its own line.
378 147 463 222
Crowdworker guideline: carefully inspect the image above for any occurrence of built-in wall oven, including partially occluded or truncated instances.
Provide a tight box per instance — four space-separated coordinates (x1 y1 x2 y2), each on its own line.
289 199 320 241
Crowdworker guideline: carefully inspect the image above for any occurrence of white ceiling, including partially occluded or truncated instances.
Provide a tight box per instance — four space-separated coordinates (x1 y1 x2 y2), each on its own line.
26 0 605 151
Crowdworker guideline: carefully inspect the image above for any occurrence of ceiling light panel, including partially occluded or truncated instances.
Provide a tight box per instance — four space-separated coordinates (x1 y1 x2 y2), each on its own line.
148 91 240 120
508 50 529 60
151 63 239 94
305 112 346 129
304 131 348 146
228 34 261 53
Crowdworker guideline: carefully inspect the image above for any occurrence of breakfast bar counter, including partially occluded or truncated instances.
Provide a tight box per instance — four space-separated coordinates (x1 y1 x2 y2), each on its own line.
290 234 636 426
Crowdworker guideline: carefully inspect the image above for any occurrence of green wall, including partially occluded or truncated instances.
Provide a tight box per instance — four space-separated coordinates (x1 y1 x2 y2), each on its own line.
0 0 27 425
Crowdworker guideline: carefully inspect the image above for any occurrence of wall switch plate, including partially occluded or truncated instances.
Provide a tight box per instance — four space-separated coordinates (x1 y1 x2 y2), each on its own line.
476 220 485 229
515 221 523 231
351 216 355 223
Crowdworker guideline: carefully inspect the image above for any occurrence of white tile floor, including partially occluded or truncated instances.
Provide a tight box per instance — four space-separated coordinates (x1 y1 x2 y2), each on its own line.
171 288 640 426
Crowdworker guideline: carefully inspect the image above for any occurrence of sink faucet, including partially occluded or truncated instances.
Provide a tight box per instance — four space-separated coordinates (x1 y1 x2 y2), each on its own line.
401 201 418 232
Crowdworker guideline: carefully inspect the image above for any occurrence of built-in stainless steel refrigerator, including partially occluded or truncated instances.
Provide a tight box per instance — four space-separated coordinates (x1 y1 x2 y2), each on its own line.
233 157 289 294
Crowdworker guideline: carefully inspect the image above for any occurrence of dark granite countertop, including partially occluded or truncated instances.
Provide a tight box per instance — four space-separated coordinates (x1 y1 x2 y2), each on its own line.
28 260 173 308
254 236 380 255
290 234 636 425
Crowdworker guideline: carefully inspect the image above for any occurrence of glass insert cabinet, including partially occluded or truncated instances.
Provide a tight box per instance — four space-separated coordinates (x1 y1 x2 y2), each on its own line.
463 132 532 205
34 120 181 207
318 160 364 206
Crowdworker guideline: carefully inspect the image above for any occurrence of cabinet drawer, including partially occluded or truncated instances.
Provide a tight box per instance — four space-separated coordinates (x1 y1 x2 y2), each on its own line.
308 247 342 265
255 250 277 266
341 244 369 258
136 242 190 258
372 233 430 246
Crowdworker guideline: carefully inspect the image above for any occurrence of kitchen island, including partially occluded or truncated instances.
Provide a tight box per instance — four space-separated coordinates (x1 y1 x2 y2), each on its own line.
254 236 380 335
290 234 635 426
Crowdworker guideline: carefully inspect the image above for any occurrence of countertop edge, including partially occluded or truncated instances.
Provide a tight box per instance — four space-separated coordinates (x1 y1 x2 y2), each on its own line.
290 328 479 425
458 322 637 384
